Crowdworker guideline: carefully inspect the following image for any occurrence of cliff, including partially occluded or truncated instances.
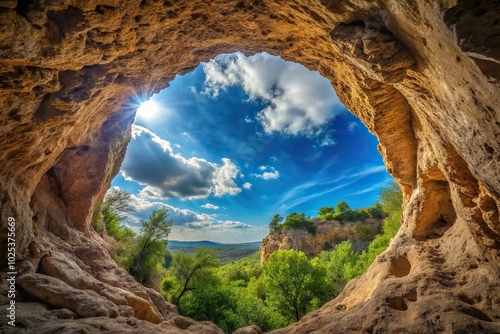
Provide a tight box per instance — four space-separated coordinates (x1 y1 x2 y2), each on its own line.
0 0 499 333
260 219 382 262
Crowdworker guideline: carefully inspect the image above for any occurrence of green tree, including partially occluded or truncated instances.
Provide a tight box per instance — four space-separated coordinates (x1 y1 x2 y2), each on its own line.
129 208 172 284
269 214 283 232
379 182 403 213
169 248 220 305
180 280 240 334
318 241 360 296
264 249 329 322
318 206 335 220
283 212 317 234
103 188 134 217
336 201 351 214
235 291 287 332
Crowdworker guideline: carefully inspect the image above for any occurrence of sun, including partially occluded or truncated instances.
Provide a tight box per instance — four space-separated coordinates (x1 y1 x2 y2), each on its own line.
137 98 160 118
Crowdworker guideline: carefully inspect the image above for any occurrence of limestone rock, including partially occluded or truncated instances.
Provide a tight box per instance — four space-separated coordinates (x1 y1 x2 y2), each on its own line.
232 325 263 334
260 219 382 262
0 0 499 333
17 273 120 318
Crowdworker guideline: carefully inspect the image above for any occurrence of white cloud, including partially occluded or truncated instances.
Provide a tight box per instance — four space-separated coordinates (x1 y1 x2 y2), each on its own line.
243 182 252 190
252 166 280 180
319 136 336 147
261 171 280 180
125 195 251 232
121 126 242 199
202 52 343 136
202 203 220 210
244 116 254 123
347 122 358 133
213 158 242 197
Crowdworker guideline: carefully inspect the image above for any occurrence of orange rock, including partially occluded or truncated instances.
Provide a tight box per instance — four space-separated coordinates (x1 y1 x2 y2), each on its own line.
0 0 499 333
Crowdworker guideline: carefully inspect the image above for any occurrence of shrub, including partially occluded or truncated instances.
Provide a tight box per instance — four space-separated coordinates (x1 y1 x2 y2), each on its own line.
283 212 317 234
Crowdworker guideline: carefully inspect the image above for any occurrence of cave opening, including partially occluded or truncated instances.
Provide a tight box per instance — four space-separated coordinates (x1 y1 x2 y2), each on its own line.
109 52 395 244
2 1 499 333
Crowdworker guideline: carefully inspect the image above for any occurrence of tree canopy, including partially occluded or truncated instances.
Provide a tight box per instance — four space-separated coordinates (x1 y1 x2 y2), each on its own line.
130 208 172 284
264 249 329 322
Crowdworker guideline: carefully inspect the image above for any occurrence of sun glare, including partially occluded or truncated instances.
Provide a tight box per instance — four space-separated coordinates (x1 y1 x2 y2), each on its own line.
137 99 159 118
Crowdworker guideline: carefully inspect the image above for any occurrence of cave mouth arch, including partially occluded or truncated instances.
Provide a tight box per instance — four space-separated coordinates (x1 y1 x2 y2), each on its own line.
1 1 499 333
112 52 394 244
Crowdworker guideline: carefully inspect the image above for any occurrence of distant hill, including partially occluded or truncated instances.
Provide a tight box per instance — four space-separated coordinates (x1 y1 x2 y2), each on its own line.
167 240 262 263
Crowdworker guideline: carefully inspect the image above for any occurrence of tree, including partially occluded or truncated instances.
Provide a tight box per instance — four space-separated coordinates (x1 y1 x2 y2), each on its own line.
169 248 220 305
180 281 239 334
318 241 360 296
264 249 329 322
129 208 172 284
269 214 283 232
336 201 351 214
283 212 317 234
379 182 403 214
103 188 134 217
318 206 335 220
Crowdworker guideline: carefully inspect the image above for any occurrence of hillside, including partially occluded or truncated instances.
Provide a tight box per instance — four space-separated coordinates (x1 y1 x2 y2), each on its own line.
168 240 261 263
260 218 382 262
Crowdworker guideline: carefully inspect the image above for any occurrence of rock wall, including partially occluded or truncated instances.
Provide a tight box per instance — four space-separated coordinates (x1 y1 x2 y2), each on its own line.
0 0 499 333
260 219 382 262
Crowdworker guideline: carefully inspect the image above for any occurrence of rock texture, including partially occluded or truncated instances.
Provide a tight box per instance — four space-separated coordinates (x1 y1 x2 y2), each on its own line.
260 219 382 262
0 0 499 333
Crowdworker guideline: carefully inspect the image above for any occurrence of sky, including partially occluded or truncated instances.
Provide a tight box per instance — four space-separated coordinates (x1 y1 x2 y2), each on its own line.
111 52 393 243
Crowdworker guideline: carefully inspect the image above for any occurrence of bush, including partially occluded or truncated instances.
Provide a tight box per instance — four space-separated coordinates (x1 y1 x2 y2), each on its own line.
283 212 317 234
318 206 335 220
356 223 375 241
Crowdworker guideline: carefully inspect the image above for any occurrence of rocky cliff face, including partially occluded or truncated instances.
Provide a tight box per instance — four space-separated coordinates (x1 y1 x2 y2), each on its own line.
1 0 499 333
260 219 382 262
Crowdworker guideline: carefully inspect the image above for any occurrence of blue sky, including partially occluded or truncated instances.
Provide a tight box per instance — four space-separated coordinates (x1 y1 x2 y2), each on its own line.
111 53 393 243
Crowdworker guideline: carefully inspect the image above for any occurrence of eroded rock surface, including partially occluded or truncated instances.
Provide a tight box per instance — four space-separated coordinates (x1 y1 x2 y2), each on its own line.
260 219 382 262
1 0 499 333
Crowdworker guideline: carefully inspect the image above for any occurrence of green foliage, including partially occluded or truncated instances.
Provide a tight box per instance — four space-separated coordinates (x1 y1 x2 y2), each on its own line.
336 201 351 213
269 214 283 232
180 280 240 334
282 212 317 235
318 241 360 296
318 182 403 294
103 206 135 242
161 183 403 333
91 203 104 234
103 188 134 216
169 248 220 305
356 223 375 241
218 252 262 287
129 209 172 285
235 291 287 332
264 249 329 322
379 182 403 214
318 206 335 220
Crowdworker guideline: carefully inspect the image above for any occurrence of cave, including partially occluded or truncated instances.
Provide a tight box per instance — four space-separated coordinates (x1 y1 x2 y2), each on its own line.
1 0 499 333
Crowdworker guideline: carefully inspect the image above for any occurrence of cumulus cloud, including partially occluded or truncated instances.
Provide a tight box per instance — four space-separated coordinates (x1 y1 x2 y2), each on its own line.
121 126 241 199
243 182 252 190
202 52 343 136
213 158 242 196
202 203 220 210
127 195 202 226
253 166 280 180
186 220 251 230
126 195 250 231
